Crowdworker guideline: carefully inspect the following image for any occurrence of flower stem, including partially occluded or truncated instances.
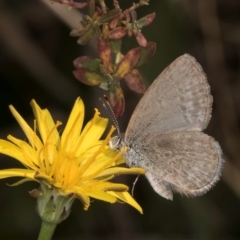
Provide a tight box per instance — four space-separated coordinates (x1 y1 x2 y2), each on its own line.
37 221 57 240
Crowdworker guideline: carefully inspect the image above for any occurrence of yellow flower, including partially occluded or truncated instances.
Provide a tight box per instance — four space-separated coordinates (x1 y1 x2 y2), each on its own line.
0 97 145 215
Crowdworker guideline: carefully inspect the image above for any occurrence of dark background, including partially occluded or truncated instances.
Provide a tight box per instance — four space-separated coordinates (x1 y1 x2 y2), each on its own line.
0 0 240 239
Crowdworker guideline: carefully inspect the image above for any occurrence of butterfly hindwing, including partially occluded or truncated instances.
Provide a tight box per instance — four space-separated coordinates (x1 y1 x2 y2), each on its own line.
124 131 222 200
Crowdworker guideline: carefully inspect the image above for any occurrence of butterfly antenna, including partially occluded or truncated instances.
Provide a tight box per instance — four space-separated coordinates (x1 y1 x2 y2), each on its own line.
131 175 140 196
99 95 121 137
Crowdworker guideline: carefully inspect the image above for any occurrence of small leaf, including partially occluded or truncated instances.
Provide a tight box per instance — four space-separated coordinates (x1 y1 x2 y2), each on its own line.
124 69 146 94
109 86 125 118
98 36 114 73
102 24 110 38
130 10 137 22
73 69 105 85
77 26 96 45
139 0 150 5
73 56 102 73
109 27 127 40
73 56 89 68
134 31 147 47
92 10 99 21
138 12 156 27
67 1 88 9
70 25 90 37
113 48 140 79
136 42 156 67
86 58 102 72
98 9 121 24
99 74 114 90
109 39 122 64
99 82 109 91
99 64 108 75
109 16 120 29
127 30 133 37
88 0 95 18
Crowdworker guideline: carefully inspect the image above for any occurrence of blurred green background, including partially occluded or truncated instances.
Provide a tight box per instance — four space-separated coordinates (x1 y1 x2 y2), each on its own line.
0 0 240 239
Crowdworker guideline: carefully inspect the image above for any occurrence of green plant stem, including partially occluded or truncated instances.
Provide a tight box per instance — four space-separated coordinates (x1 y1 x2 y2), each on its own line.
37 221 57 240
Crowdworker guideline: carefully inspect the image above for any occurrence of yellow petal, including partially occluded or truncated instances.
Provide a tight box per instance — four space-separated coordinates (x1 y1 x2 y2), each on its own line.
35 172 53 183
91 181 128 191
66 187 90 210
7 135 39 169
107 191 143 214
86 190 117 203
86 148 117 167
9 105 42 150
0 169 35 180
0 139 27 165
75 109 108 155
9 178 36 186
97 167 145 178
82 145 128 181
80 148 114 177
30 100 60 145
61 97 84 151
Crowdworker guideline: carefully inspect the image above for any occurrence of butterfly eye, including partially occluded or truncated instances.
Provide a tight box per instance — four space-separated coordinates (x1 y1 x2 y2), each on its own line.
109 136 121 149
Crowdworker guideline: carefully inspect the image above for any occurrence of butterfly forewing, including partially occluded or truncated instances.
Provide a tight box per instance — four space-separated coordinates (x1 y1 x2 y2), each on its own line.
125 54 213 141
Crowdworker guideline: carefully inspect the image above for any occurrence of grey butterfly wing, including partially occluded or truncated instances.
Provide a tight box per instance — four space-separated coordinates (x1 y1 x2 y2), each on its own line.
124 131 222 200
125 54 212 140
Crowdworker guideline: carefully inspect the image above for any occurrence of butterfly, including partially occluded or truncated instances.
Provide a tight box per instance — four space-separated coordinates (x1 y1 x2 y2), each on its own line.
110 54 223 200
